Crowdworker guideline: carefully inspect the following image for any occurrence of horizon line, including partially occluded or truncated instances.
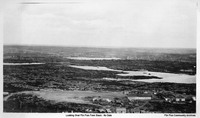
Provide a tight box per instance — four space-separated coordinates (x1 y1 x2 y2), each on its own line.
3 44 196 50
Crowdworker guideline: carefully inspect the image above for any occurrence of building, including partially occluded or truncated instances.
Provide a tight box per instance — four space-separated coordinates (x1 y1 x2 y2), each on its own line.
3 92 9 96
163 96 174 103
103 106 116 113
192 96 196 101
93 96 101 102
127 94 152 101
85 108 92 112
123 91 130 94
116 107 126 113
127 101 154 113
106 109 112 113
98 109 105 113
3 92 9 97
102 98 112 102
185 95 196 103
175 95 185 102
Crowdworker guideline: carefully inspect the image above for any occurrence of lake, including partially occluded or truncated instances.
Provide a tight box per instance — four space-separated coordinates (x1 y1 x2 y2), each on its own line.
3 63 45 65
66 57 121 60
69 65 122 71
68 65 196 84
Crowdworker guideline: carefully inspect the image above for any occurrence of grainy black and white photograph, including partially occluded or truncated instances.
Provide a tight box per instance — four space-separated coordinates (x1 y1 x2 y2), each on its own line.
2 0 198 116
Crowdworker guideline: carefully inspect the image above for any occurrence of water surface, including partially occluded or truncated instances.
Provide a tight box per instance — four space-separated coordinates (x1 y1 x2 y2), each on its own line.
69 65 196 84
3 63 45 65
66 57 121 60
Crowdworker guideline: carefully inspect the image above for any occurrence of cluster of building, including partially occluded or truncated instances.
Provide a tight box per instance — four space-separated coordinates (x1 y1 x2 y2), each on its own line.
84 90 196 113
162 94 196 104
84 101 154 113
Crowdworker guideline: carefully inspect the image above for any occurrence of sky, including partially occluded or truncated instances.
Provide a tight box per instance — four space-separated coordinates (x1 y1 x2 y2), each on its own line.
3 0 197 48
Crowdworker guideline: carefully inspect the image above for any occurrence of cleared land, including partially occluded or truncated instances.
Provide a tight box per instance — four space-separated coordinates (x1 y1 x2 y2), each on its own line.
4 89 125 104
